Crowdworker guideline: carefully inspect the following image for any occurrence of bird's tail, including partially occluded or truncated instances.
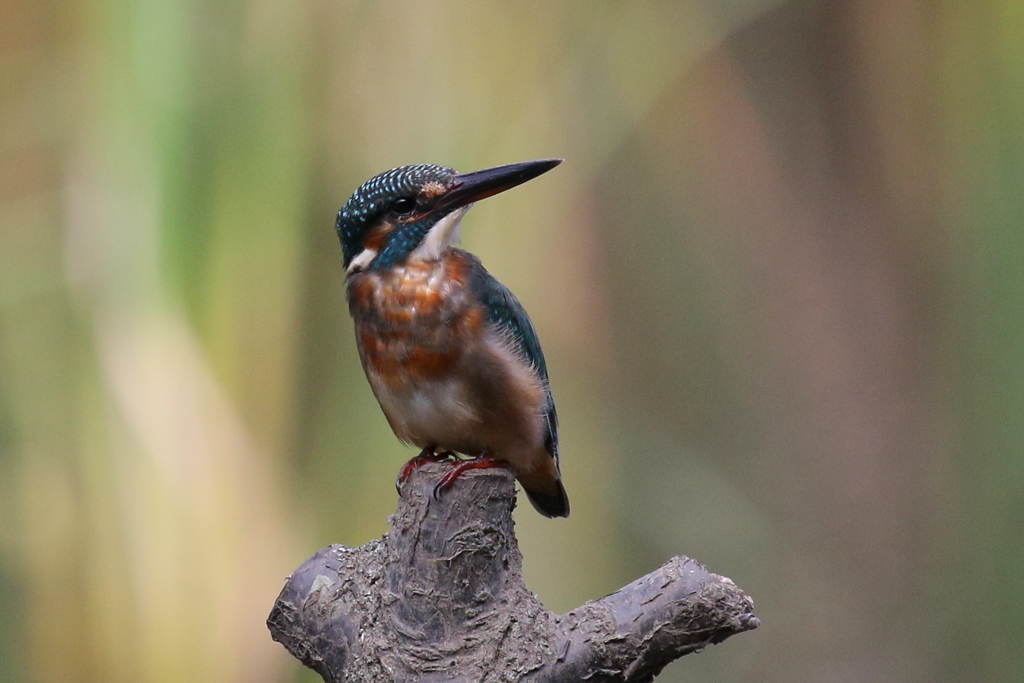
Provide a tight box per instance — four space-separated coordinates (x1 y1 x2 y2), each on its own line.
522 476 570 518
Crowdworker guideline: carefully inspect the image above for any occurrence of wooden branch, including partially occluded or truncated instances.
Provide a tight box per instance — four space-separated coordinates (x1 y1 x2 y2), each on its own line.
267 462 758 682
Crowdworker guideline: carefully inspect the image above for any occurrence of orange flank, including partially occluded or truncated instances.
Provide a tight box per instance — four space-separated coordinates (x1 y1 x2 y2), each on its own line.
403 345 459 377
444 250 474 285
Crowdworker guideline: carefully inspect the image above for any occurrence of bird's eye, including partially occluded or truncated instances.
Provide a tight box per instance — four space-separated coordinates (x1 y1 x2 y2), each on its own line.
391 197 416 215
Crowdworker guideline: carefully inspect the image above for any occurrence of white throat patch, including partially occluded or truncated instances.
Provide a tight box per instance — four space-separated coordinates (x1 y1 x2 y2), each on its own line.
346 247 378 275
410 205 471 262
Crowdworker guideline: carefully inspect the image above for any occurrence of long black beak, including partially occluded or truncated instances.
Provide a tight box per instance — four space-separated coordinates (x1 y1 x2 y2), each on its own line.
436 159 562 213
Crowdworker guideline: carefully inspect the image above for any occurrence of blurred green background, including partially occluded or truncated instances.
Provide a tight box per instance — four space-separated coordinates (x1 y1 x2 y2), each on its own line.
2 0 1022 681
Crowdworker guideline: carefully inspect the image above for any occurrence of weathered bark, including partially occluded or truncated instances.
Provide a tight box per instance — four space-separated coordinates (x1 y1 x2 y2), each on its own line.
268 461 758 682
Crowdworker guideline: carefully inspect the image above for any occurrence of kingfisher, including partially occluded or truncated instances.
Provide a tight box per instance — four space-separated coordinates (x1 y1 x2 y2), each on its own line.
335 159 569 518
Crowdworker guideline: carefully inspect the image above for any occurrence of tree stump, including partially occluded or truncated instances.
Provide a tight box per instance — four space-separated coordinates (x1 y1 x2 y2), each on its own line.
267 461 758 682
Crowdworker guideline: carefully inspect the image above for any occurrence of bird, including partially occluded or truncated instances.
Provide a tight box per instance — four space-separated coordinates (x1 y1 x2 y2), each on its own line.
334 159 569 518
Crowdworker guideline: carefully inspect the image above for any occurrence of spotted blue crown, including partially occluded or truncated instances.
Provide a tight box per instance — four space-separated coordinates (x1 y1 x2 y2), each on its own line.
335 164 454 268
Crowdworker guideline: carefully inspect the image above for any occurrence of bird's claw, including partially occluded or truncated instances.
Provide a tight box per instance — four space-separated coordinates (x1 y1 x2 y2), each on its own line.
430 455 510 501
396 448 452 495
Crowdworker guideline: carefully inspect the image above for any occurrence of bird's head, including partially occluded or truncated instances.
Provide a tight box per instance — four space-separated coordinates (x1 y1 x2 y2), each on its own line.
336 159 562 274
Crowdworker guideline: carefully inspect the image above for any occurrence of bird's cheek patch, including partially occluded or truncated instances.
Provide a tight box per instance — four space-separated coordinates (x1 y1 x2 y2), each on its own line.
364 222 395 251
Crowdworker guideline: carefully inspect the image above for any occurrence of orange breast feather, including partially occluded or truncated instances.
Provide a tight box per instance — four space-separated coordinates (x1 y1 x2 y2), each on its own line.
349 254 480 385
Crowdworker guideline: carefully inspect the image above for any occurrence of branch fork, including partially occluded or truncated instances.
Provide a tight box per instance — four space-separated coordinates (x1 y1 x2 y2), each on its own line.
268 462 757 682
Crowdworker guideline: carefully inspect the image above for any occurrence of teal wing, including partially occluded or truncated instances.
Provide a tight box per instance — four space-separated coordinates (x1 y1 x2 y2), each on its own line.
464 252 559 464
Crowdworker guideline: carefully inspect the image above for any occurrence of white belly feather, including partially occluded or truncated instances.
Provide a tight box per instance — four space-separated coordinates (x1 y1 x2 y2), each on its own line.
365 334 547 465
371 374 481 448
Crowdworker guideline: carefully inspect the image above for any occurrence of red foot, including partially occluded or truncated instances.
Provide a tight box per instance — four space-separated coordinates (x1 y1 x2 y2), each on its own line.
432 455 511 500
395 447 453 493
